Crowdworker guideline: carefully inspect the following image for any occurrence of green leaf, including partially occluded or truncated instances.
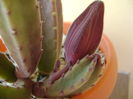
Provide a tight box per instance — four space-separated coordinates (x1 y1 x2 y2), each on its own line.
0 53 16 82
0 84 31 99
0 0 42 78
38 0 63 74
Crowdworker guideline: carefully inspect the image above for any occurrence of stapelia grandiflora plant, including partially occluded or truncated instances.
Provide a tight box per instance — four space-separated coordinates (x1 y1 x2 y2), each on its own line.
0 0 105 98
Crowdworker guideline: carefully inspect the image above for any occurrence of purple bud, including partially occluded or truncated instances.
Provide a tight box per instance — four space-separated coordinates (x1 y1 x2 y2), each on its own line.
64 1 104 65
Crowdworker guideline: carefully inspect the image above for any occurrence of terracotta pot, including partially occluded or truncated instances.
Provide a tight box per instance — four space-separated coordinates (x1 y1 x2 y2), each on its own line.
63 22 118 99
0 38 7 53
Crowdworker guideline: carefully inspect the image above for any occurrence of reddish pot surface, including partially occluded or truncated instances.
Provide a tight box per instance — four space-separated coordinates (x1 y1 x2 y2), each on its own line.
0 38 7 53
64 22 117 99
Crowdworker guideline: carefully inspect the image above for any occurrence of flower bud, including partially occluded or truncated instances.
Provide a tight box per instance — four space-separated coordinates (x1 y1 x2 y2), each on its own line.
64 1 104 65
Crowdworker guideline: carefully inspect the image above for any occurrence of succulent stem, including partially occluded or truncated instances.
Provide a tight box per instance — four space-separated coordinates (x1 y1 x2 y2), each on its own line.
0 0 42 78
38 0 63 74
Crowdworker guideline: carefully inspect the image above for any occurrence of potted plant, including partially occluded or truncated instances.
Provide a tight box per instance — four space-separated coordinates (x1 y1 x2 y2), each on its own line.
0 0 117 99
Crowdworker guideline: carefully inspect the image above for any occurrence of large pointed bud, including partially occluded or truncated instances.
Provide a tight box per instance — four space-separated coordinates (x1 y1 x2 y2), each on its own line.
64 1 104 65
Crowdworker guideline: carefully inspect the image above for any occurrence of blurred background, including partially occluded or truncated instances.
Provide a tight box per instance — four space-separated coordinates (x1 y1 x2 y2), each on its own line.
62 0 133 98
